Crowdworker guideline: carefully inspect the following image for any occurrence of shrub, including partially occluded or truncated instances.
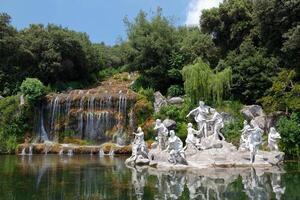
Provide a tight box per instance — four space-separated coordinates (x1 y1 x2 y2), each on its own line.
20 78 46 105
0 95 33 153
138 87 155 102
276 113 300 158
222 118 243 147
167 85 184 97
134 95 154 125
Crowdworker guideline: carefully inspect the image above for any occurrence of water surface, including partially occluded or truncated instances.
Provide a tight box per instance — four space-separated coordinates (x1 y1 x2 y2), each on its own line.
0 155 299 200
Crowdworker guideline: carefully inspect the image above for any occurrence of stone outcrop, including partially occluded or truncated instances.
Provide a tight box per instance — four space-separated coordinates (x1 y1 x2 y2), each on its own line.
167 97 184 105
154 92 168 113
162 119 176 130
241 105 265 121
241 105 285 132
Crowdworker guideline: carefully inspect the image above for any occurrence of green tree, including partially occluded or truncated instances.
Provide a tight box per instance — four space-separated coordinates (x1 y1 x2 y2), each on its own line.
259 70 300 113
182 59 232 105
124 8 178 92
201 0 254 55
179 27 220 67
20 78 46 105
253 0 300 58
218 40 279 103
276 113 300 158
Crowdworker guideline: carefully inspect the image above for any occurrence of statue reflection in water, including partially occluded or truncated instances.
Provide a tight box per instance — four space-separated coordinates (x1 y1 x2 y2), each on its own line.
242 167 286 200
128 166 286 200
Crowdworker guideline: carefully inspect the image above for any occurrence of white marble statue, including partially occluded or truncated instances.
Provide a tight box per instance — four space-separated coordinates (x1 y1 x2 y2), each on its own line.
185 123 201 147
125 127 149 165
164 130 187 165
207 109 225 141
268 127 281 151
154 119 169 150
248 124 263 163
239 120 252 151
186 101 210 138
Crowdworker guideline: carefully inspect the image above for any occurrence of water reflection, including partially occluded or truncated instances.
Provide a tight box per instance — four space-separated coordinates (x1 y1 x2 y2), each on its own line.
128 165 286 200
0 155 298 200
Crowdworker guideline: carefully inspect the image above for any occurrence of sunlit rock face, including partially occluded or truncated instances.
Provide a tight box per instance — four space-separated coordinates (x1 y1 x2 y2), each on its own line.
36 73 139 144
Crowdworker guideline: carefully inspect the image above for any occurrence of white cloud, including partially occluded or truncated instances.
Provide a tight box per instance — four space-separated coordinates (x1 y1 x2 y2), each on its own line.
185 0 222 27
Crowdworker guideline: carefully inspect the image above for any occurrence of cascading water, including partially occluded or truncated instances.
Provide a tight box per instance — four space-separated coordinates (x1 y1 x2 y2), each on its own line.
36 82 137 144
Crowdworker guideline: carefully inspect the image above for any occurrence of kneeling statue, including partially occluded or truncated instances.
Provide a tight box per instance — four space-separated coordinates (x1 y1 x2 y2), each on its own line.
126 127 150 165
165 130 187 165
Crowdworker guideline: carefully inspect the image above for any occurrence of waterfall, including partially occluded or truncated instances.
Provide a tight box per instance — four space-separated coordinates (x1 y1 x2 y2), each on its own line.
99 149 104 157
28 146 33 155
38 86 136 144
39 107 49 142
59 149 64 155
108 148 114 157
67 149 73 156
20 148 26 155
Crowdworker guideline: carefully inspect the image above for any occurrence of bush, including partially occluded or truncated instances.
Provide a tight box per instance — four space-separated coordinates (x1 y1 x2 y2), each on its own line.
134 95 154 126
167 85 184 97
98 67 121 80
20 78 46 105
0 95 33 153
138 87 155 102
222 119 243 147
276 113 300 158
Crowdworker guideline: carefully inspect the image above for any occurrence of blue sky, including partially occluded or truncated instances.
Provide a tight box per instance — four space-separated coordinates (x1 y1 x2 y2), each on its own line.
0 0 222 45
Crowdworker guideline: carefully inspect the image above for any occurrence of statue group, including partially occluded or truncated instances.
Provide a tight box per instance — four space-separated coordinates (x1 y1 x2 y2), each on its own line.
126 101 284 167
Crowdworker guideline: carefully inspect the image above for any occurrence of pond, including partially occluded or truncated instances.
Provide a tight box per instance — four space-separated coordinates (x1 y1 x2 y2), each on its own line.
0 155 299 200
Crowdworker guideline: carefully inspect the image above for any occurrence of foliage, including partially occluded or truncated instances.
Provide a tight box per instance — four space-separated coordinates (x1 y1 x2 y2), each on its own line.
217 40 279 103
222 118 244 147
167 85 184 97
20 78 45 105
182 59 232 105
201 0 254 55
0 95 32 153
276 113 300 158
134 94 154 126
0 15 103 96
97 67 122 80
137 87 155 103
178 27 220 67
124 8 178 92
154 98 194 140
259 70 300 113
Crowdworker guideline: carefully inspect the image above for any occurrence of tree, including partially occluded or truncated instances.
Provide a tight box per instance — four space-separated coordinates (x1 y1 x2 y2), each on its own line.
282 25 300 74
253 0 300 57
179 27 220 67
201 0 254 56
276 113 300 158
20 78 46 105
181 59 232 105
259 70 300 113
124 9 178 92
217 40 279 103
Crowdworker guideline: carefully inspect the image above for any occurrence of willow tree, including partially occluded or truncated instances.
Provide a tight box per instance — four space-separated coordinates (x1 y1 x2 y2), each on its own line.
181 59 232 105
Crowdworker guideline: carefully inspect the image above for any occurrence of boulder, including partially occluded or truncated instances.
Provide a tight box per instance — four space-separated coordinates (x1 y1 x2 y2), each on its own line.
241 105 265 121
265 111 285 130
167 97 184 105
163 119 176 130
154 92 167 113
250 116 267 132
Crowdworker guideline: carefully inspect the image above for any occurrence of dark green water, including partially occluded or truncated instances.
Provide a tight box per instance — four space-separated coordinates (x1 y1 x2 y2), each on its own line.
0 155 299 200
